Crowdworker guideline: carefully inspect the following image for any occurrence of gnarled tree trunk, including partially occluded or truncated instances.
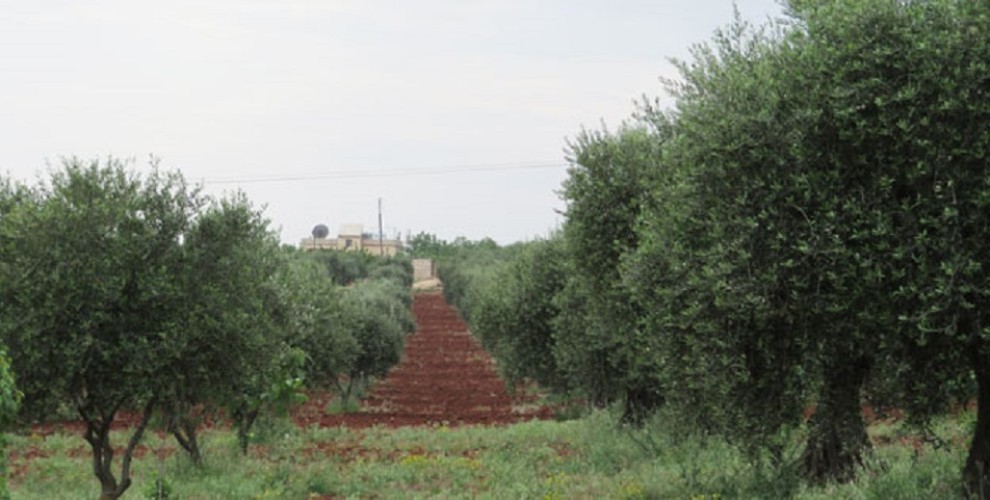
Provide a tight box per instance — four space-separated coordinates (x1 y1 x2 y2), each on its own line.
168 411 202 466
802 358 871 483
82 398 155 500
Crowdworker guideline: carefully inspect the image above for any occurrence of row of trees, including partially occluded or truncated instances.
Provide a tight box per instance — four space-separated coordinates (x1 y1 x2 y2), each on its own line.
442 0 990 495
0 159 414 499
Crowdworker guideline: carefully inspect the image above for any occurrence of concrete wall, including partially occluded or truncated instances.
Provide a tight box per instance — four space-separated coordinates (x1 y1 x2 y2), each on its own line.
362 239 401 257
412 259 435 282
300 237 401 256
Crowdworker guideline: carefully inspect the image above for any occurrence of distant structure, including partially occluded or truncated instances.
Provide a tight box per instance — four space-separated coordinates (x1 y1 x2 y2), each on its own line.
311 223 330 240
412 259 436 282
301 223 402 256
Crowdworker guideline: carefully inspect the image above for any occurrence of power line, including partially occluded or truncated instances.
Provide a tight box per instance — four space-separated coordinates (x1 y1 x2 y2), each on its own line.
202 161 567 185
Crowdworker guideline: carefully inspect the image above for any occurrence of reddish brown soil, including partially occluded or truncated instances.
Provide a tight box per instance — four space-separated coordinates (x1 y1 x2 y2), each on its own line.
292 291 554 428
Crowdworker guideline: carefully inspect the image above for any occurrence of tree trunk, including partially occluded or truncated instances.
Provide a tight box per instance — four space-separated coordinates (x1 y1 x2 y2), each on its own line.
337 377 354 406
169 414 202 465
964 358 990 499
237 408 259 455
85 413 119 500
589 349 615 409
620 384 663 426
802 358 871 483
83 398 155 500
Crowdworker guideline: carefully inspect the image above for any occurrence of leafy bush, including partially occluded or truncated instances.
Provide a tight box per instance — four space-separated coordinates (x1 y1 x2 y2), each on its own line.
0 346 20 499
437 239 514 324
278 256 359 390
0 181 24 499
469 238 570 392
368 257 414 289
306 249 375 285
334 278 414 402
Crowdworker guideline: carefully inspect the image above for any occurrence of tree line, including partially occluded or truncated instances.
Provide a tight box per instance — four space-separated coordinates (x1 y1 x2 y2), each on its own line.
438 0 990 495
0 159 414 499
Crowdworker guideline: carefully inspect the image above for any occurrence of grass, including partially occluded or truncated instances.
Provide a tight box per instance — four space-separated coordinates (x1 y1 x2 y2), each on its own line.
5 408 971 499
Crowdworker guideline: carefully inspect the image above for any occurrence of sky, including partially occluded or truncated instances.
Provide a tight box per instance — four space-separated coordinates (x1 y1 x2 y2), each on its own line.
0 0 786 245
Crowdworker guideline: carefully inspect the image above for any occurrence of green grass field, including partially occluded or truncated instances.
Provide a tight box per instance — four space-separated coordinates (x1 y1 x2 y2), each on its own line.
5 408 971 499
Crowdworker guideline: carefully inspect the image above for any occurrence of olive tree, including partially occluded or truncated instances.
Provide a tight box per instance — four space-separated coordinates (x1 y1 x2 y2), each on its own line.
159 193 286 464
559 124 667 421
629 18 818 466
769 1 990 490
629 1 990 488
0 159 199 499
335 278 414 403
785 0 990 493
279 256 360 406
628 9 902 482
469 238 570 392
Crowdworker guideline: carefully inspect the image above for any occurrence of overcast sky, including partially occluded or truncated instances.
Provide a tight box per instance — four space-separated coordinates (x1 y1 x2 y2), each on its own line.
1 0 785 245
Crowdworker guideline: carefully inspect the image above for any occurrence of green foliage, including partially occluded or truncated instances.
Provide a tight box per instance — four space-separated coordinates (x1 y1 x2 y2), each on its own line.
0 158 200 498
0 180 23 434
0 348 19 427
290 251 415 405
631 11 822 456
265 249 415 412
495 0 990 489
559 124 667 419
0 347 21 500
305 248 414 288
279 256 359 393
211 248 318 456
625 0 990 488
161 192 286 463
305 249 376 285
367 257 415 289
436 238 517 324
0 161 416 493
435 237 582 396
789 1 990 491
340 278 414 381
2 160 195 418
275 246 415 408
141 470 173 500
405 231 453 260
469 237 570 392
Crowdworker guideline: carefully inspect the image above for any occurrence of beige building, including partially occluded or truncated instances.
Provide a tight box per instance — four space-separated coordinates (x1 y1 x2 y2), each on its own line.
301 223 403 256
412 258 436 282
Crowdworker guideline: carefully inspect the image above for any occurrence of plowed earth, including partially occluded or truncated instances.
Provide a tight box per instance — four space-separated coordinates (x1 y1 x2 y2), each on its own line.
293 291 553 428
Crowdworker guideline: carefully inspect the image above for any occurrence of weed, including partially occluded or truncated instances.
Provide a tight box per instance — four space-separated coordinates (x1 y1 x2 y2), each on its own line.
4 409 973 499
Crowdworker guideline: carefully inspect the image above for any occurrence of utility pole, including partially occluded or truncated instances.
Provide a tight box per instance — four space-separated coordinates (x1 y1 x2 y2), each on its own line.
378 198 384 257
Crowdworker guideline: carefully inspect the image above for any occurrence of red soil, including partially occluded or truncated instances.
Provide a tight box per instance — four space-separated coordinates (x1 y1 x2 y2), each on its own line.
292 291 554 428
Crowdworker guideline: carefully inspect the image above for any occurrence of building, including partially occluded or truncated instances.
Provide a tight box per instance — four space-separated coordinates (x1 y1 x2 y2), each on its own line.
301 223 403 256
412 258 436 282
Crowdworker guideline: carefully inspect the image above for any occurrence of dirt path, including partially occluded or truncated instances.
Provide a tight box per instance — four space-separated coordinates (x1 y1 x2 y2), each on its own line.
293 292 553 428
